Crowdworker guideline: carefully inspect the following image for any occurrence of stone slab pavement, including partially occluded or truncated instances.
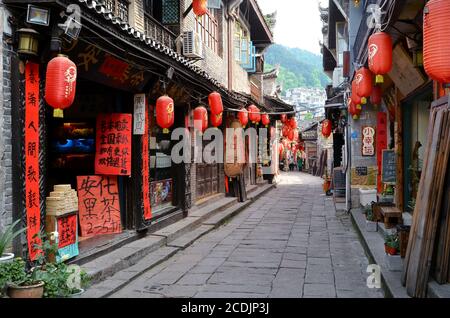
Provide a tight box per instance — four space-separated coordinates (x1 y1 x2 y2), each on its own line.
108 172 384 298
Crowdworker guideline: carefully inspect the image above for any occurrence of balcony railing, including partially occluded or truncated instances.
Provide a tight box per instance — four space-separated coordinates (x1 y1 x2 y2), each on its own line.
145 13 176 50
103 0 129 22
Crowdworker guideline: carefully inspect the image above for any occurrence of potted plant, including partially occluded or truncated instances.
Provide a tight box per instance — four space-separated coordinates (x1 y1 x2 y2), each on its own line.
364 204 378 232
384 233 399 255
1 258 44 298
0 220 26 263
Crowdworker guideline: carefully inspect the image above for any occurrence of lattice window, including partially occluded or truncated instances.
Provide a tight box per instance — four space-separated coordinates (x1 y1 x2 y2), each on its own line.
196 9 219 54
103 0 129 22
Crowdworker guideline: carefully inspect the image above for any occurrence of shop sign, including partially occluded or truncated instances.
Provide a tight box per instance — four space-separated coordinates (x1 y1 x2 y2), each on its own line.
356 166 368 176
95 113 132 176
382 150 396 184
55 213 79 262
77 175 122 237
25 62 41 261
133 94 146 135
142 103 152 220
362 126 376 156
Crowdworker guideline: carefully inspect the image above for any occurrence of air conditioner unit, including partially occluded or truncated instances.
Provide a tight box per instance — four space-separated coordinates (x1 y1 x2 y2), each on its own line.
183 31 203 59
333 67 344 88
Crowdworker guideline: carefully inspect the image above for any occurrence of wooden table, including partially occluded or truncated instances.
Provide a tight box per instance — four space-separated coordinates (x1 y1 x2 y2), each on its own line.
378 206 403 229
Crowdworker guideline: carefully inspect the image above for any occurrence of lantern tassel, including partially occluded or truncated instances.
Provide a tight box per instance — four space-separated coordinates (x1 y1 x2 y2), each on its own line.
53 109 64 118
163 128 169 134
375 75 384 84
361 97 367 104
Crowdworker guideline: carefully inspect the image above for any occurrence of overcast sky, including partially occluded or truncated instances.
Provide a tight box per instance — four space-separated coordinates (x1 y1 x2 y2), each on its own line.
257 0 327 54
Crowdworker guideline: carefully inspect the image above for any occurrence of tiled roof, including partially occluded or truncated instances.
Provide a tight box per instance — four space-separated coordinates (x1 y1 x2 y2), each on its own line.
77 0 252 106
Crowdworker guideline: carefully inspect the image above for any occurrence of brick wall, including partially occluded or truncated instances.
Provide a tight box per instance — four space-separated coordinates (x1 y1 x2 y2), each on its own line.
232 60 250 94
0 6 13 232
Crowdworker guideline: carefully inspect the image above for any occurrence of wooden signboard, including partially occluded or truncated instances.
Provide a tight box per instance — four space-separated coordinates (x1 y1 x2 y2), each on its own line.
77 175 122 237
25 62 41 261
382 149 396 184
95 113 132 176
362 126 376 157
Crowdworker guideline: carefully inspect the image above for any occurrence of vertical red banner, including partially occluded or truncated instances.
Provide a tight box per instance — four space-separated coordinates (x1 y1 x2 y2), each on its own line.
142 103 152 220
25 62 41 260
377 112 388 193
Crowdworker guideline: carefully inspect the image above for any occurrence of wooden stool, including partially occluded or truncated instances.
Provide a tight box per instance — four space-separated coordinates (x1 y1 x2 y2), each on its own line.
379 206 403 229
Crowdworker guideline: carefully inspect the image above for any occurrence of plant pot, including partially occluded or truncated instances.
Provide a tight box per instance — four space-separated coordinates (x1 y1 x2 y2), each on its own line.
0 253 14 263
7 281 44 298
384 243 398 256
69 288 85 298
365 220 378 232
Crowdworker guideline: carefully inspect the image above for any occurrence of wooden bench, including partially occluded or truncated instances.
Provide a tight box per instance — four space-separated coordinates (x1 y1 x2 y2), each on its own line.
378 206 403 229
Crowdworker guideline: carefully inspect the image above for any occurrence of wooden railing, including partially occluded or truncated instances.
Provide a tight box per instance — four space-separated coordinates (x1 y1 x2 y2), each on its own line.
144 13 177 50
103 0 129 22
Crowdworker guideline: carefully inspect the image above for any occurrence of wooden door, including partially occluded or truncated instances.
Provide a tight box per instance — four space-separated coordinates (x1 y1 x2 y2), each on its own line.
196 164 219 200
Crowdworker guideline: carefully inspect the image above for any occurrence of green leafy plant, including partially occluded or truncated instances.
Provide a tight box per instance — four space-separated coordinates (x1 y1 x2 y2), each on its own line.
364 204 376 222
382 185 395 196
0 219 26 257
0 258 28 297
385 233 399 250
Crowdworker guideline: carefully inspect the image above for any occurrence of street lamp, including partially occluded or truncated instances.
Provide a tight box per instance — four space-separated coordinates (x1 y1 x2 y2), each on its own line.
17 28 40 56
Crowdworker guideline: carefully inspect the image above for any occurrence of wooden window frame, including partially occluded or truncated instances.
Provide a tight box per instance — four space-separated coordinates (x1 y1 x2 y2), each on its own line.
196 10 219 54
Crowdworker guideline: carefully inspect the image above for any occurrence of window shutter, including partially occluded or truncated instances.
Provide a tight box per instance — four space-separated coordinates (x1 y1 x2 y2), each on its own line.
162 0 180 24
208 0 221 9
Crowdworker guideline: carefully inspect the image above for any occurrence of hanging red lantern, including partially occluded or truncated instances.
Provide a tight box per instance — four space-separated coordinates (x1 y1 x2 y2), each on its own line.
280 114 287 123
261 113 270 127
248 105 261 124
348 98 361 120
293 129 299 142
371 85 382 105
322 119 332 138
351 79 363 110
423 0 450 83
208 91 223 115
282 125 290 138
356 67 373 104
288 129 294 141
237 108 248 127
193 106 208 133
192 0 207 17
156 95 175 133
368 31 392 84
45 55 77 117
210 112 223 128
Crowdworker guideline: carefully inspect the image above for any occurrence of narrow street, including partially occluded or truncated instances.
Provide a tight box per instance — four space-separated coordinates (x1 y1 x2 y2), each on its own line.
108 173 384 298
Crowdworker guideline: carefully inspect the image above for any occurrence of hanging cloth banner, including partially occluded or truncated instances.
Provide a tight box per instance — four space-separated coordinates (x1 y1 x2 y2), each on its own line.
25 62 41 261
142 102 152 220
95 113 132 176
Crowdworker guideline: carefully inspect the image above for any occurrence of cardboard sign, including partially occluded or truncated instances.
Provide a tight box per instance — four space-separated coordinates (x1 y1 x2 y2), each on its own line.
95 113 132 176
142 103 152 220
77 175 122 237
362 126 376 157
25 62 41 261
134 94 146 135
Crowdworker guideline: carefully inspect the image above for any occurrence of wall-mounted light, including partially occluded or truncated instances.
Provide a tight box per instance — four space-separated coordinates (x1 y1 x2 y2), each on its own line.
354 0 361 7
17 28 40 56
26 5 50 26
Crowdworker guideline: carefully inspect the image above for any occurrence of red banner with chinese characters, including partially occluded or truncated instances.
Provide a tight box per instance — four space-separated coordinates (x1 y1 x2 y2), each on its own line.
95 113 132 176
57 214 77 248
25 62 41 261
377 112 388 193
77 175 122 237
143 103 152 220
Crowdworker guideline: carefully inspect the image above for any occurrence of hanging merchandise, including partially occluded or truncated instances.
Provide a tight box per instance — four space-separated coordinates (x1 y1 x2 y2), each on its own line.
351 79 363 110
248 105 261 124
356 67 373 104
288 128 294 141
238 108 249 127
193 105 208 133
371 85 382 106
45 55 77 118
156 95 175 133
208 91 223 115
210 111 223 128
261 113 270 127
280 114 287 123
322 119 332 138
289 117 297 129
423 0 450 83
368 31 393 84
192 0 207 17
282 125 290 138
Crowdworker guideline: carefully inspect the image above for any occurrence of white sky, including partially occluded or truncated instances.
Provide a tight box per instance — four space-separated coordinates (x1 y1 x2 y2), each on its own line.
257 0 327 54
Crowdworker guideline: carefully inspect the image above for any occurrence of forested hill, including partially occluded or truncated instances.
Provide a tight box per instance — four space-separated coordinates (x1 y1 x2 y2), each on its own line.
264 44 330 92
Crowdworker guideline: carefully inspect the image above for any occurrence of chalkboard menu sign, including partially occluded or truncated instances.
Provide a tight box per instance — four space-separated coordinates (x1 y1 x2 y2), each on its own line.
356 166 368 176
382 150 396 183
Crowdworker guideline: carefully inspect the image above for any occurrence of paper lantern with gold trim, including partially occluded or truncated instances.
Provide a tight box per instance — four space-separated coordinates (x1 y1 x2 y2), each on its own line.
194 106 208 133
208 91 223 115
156 95 175 133
237 108 248 127
192 0 207 17
322 119 332 138
356 67 373 104
368 31 392 84
261 113 270 127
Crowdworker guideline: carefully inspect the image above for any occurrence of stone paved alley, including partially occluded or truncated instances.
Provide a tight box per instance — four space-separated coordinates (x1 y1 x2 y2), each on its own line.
107 173 384 298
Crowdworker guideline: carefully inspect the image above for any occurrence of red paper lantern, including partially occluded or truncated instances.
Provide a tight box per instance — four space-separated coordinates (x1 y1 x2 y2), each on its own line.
192 0 207 17
210 112 223 127
348 98 361 120
293 129 299 142
194 106 208 133
368 31 392 84
322 119 332 138
282 125 290 137
280 114 287 123
423 0 450 83
208 91 223 115
248 105 261 124
288 129 294 141
261 113 270 126
371 85 382 105
45 55 77 112
356 67 373 104
237 108 248 127
156 95 175 133
351 79 363 110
